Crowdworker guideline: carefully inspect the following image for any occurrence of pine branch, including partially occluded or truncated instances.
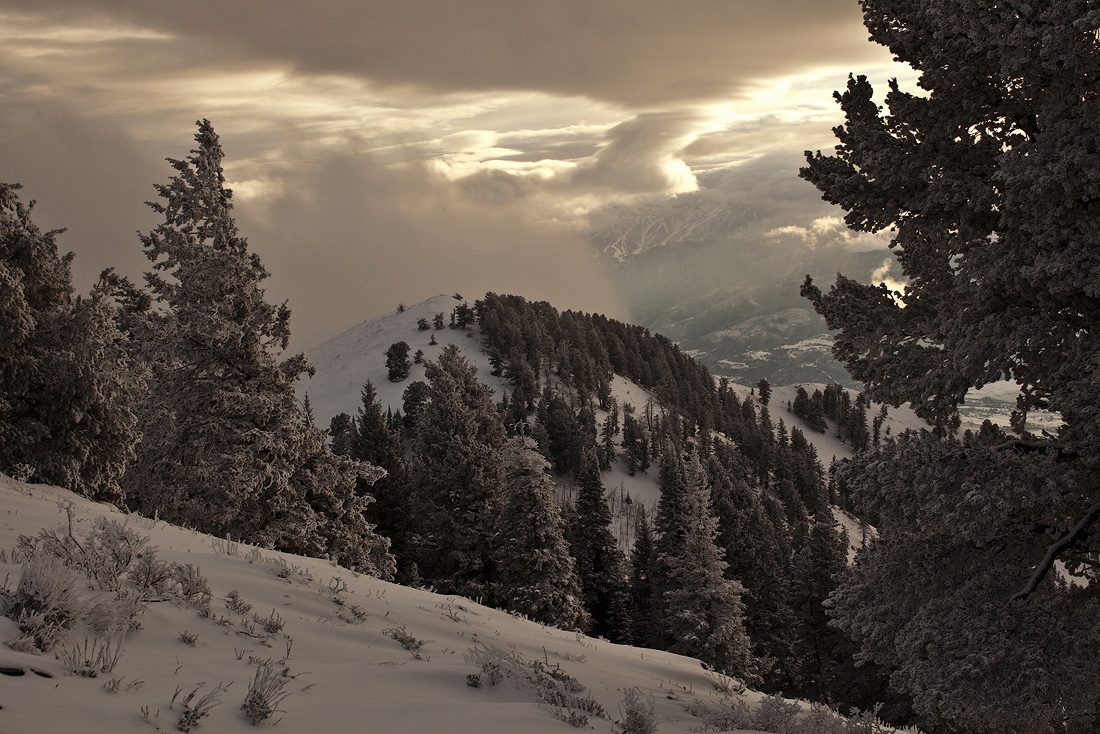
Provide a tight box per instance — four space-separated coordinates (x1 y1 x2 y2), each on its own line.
1012 498 1100 602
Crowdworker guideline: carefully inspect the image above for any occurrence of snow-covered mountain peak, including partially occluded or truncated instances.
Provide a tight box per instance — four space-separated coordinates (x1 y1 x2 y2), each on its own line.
588 199 751 262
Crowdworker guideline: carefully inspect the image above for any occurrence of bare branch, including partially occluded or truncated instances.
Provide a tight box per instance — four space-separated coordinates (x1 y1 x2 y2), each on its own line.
1012 498 1100 602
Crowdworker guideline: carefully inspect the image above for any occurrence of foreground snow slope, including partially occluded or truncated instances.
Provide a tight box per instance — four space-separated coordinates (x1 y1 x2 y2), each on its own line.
0 474 776 734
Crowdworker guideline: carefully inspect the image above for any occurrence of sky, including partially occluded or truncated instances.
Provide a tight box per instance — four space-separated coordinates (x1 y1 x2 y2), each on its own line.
0 0 915 351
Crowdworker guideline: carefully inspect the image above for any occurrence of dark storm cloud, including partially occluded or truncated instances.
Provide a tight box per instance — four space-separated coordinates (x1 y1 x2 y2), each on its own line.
232 141 625 351
0 0 910 350
4 0 885 107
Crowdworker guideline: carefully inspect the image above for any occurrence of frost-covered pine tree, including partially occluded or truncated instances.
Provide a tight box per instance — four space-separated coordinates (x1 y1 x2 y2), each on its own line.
352 381 411 573
799 2 1100 729
628 506 661 649
408 344 505 598
496 437 587 629
123 120 392 577
0 183 140 501
658 453 751 676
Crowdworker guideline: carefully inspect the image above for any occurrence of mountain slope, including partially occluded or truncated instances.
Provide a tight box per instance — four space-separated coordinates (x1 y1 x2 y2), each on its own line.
0 473 791 734
301 294 506 430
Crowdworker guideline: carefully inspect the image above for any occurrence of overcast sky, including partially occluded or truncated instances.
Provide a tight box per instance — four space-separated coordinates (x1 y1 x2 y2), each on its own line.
0 0 914 351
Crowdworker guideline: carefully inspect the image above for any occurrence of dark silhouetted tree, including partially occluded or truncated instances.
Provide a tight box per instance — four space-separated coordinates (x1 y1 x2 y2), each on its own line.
568 444 631 643
800 5 1100 728
408 344 505 599
497 437 586 628
385 341 411 382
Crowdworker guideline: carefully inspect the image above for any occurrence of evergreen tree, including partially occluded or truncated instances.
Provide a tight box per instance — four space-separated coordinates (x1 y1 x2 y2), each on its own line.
536 388 582 474
408 344 505 599
799 3 1100 728
568 443 631 643
385 341 411 382
328 412 356 460
708 450 793 687
400 380 431 437
124 121 392 576
497 437 586 629
352 382 411 573
756 378 771 407
0 185 141 502
628 506 660 649
654 449 689 564
788 513 848 701
621 412 649 475
658 454 751 675
301 393 316 428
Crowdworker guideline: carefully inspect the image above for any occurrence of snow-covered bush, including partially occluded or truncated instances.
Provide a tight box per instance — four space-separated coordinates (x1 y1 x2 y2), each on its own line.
56 634 124 677
175 682 227 732
20 512 210 606
465 642 606 728
618 687 658 734
241 663 290 725
687 694 899 734
3 551 85 651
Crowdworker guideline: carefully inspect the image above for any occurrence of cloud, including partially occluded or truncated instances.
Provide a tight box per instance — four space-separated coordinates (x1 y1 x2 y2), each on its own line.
871 257 907 297
0 95 162 292
571 111 712 195
2 0 895 108
0 1 919 354
765 216 893 251
230 139 625 351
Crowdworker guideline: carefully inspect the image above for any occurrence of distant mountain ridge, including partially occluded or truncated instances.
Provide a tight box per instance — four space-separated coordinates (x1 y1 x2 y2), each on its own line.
588 197 892 387
588 199 752 262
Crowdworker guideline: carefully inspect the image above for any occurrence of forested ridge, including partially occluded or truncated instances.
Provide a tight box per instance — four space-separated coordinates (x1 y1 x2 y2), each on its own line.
326 291 908 722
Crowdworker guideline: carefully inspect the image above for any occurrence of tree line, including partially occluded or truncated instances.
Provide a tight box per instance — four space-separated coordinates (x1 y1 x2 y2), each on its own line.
0 122 392 577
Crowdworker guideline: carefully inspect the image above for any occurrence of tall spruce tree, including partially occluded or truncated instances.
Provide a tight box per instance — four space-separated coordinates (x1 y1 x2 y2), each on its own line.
628 506 661 649
657 453 751 676
497 437 587 629
708 450 793 687
799 3 1100 729
124 121 392 576
788 512 848 702
351 382 411 573
0 184 140 501
568 443 631 643
408 344 505 599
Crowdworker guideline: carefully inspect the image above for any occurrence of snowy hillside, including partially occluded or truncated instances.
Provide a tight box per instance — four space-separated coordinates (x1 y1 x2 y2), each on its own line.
300 296 923 560
300 295 668 547
300 295 507 430
0 475 905 734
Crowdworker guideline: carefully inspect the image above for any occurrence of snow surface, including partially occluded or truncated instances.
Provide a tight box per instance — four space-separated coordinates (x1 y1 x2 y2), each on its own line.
0 473 807 734
300 294 508 430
